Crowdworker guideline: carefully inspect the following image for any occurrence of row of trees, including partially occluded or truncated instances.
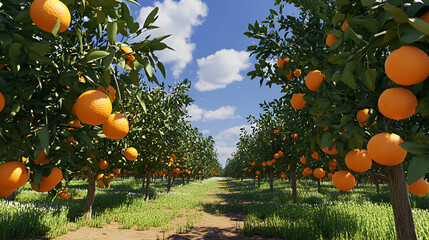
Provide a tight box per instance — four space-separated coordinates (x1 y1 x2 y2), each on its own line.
226 0 429 239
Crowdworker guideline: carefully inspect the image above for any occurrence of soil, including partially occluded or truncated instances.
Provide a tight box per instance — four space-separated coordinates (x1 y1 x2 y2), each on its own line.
54 180 273 240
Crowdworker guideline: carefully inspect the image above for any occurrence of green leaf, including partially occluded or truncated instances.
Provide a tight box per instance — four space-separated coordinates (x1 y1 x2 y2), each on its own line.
327 53 352 65
383 3 409 23
33 170 44 188
102 69 111 86
400 28 424 43
417 96 429 116
342 60 358 89
85 50 111 63
361 0 375 7
77 132 93 146
136 92 147 114
102 48 115 69
157 61 166 78
400 142 429 155
408 17 429 36
364 68 377 91
51 18 61 36
320 132 334 149
144 7 159 28
130 70 139 86
107 22 118 44
29 45 53 56
8 42 21 59
37 125 49 155
406 155 429 184
336 0 350 6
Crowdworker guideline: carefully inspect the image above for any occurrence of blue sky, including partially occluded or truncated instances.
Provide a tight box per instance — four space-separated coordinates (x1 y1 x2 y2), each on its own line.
128 0 298 167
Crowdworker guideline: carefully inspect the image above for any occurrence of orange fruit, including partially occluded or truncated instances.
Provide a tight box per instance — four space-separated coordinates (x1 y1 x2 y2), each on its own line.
0 92 4 112
102 113 129 140
291 93 306 110
345 149 372 172
113 168 121 175
332 170 355 191
0 187 15 198
274 153 280 159
83 166 89 171
367 133 407 166
97 173 104 180
31 167 63 192
292 134 298 141
326 34 339 47
304 167 312 176
408 178 429 195
305 70 324 91
271 159 277 164
327 172 333 178
300 156 307 164
356 109 375 126
322 145 338 155
280 173 286 179
313 168 326 179
342 20 348 32
0 161 30 189
421 11 429 23
120 46 135 62
97 85 116 102
328 159 337 167
277 57 289 68
125 147 138 161
267 161 272 166
99 160 109 170
75 90 112 125
378 87 417 120
278 151 284 157
293 69 301 77
256 171 260 175
68 120 83 130
385 46 429 85
311 151 319 160
251 162 255 166
97 180 105 188
34 151 50 165
262 161 267 167
30 0 71 33
286 69 293 81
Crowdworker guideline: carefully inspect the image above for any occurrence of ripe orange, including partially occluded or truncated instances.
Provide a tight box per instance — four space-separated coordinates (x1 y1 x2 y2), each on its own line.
271 159 276 164
262 161 267 167
326 34 339 47
256 170 261 175
327 172 333 178
291 93 306 110
0 92 4 112
97 85 116 102
421 11 429 23
286 69 293 81
313 168 326 179
332 170 355 191
278 151 284 157
328 159 337 167
113 168 121 175
300 156 307 164
0 187 15 198
30 0 71 33
408 178 429 195
385 46 429 85
277 57 289 68
267 161 272 166
322 145 338 155
378 87 417 120
99 160 109 170
274 153 280 159
120 46 135 62
34 151 50 165
31 167 63 192
68 120 83 130
356 109 375 126
304 167 312 176
102 113 129 140
293 69 301 77
345 149 372 172
125 147 138 161
305 70 324 91
367 133 407 166
342 20 348 32
0 161 30 189
75 90 112 125
311 151 319 160
97 180 105 188
280 173 287 179
292 134 298 141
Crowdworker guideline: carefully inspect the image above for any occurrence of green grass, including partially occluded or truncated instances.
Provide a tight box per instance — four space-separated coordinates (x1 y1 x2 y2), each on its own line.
0 177 218 240
204 178 429 240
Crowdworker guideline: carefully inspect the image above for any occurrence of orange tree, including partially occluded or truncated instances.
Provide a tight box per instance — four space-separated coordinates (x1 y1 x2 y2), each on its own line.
0 0 170 212
244 0 429 239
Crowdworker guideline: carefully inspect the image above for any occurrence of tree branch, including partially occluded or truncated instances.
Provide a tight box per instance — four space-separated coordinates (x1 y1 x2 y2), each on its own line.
362 171 389 184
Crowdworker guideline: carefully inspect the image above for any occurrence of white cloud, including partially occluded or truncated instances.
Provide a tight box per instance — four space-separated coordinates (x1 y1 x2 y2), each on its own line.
214 125 253 167
195 49 252 91
201 129 210 135
137 0 208 78
186 104 240 122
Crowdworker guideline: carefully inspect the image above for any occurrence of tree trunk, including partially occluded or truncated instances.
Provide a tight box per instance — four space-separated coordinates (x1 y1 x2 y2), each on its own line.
141 175 146 189
84 172 96 219
144 170 151 202
269 170 274 193
386 164 417 240
167 175 172 193
375 178 380 195
291 163 298 204
258 176 261 188
187 175 190 184
7 189 17 201
253 177 256 186
182 176 185 185
317 178 321 193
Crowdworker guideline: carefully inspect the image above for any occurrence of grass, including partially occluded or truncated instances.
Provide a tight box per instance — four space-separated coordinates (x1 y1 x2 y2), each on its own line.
203 178 429 240
0 177 218 240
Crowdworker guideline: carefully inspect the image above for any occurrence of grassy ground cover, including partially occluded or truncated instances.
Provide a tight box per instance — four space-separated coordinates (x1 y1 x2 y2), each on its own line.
204 178 429 240
0 177 218 239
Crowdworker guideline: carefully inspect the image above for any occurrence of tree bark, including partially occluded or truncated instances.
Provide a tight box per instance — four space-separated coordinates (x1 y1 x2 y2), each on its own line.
7 189 17 201
258 176 261 188
253 177 256 187
84 172 96 219
144 170 151 202
182 176 185 185
141 175 146 189
375 178 380 195
269 170 274 193
187 175 190 184
167 175 172 193
386 163 417 240
291 163 298 204
317 178 321 193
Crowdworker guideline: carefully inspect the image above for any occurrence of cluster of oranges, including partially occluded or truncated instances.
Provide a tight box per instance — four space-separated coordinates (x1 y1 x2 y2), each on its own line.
56 189 71 200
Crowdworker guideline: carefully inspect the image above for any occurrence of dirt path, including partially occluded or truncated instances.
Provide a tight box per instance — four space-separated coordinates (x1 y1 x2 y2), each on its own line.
54 179 270 240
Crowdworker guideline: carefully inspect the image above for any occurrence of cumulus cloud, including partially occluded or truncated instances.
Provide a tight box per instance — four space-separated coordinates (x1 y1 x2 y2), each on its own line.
186 104 240 122
137 0 208 78
195 49 252 91
214 125 254 167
